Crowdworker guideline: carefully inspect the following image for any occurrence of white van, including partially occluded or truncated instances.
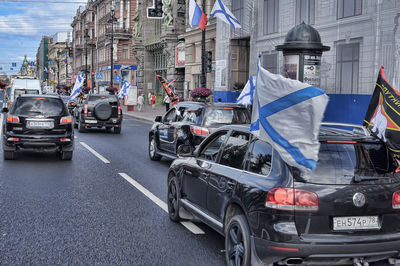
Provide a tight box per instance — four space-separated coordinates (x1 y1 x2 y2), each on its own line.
3 77 42 111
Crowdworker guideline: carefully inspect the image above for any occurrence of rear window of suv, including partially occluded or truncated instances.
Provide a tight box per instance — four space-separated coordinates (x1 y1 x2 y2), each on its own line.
87 95 118 104
12 97 65 117
203 107 250 127
292 142 400 185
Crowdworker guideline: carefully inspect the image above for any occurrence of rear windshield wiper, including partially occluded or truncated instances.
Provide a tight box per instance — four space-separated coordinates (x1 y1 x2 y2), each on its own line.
352 175 380 183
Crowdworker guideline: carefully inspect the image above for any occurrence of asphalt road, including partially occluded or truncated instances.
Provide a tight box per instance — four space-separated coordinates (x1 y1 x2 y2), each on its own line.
0 113 225 265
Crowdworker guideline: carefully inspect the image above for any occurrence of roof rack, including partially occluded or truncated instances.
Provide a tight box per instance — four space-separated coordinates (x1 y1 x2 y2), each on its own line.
320 122 369 137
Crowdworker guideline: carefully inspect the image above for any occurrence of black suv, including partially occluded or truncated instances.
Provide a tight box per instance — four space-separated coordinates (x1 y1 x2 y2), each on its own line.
148 102 250 161
73 94 122 133
167 124 400 266
2 95 74 160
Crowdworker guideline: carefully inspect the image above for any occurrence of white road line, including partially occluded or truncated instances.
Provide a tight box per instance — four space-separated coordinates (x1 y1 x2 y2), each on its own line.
80 141 110 164
119 173 205 235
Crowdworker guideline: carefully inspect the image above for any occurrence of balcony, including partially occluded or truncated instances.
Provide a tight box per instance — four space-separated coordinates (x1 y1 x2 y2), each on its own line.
106 25 132 40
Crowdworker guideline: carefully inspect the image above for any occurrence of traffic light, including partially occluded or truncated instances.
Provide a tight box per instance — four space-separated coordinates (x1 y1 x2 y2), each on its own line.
147 0 163 19
206 51 212 73
68 47 73 57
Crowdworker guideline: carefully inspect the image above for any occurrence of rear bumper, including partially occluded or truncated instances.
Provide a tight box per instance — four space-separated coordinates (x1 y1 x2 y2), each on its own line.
251 236 400 264
3 132 74 151
81 116 122 127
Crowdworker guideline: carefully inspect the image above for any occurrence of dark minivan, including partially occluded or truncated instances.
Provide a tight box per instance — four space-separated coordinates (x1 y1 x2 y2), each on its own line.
2 95 74 160
167 124 400 266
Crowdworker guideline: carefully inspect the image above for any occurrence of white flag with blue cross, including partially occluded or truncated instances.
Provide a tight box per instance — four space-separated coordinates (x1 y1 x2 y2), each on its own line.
118 81 132 98
250 60 329 172
68 72 85 101
210 0 241 29
236 76 256 107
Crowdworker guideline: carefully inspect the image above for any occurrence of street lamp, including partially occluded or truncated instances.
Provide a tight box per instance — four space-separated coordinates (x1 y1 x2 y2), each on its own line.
84 26 89 89
108 1 117 90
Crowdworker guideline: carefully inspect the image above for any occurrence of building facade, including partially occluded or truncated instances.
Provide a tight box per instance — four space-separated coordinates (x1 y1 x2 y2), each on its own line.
47 32 72 90
36 36 52 83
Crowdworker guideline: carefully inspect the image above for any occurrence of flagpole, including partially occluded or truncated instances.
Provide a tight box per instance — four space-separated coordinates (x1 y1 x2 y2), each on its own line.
200 0 206 88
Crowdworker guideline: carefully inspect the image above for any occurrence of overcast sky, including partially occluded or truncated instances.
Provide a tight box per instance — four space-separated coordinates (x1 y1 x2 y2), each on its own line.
0 0 85 75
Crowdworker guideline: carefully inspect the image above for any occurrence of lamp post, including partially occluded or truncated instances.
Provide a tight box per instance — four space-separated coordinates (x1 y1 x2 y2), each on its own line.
200 0 206 88
84 26 89 89
91 38 95 93
57 50 61 89
108 2 117 89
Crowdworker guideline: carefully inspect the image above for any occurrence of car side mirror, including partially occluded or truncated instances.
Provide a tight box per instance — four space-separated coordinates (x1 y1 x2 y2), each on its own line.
177 144 193 157
155 116 162 122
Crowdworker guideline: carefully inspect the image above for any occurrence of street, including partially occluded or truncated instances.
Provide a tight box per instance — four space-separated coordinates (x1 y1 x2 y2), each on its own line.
0 112 225 265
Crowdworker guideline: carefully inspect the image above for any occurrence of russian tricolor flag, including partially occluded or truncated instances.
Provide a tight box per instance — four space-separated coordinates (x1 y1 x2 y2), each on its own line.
189 0 207 31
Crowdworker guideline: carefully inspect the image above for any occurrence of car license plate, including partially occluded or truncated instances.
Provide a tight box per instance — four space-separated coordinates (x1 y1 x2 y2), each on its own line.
27 121 53 129
85 120 97 124
333 216 380 230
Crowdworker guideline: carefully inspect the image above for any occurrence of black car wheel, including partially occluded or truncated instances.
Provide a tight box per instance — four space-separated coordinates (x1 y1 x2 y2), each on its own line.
78 118 86 133
167 175 181 222
225 214 251 266
149 135 161 161
3 151 14 160
61 151 73 160
114 125 121 134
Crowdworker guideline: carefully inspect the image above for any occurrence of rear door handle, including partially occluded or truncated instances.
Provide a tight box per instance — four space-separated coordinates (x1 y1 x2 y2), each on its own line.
227 181 235 189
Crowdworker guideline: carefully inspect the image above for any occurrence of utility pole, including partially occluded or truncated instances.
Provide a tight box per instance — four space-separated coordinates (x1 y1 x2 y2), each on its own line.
57 50 61 89
200 0 207 88
91 44 95 93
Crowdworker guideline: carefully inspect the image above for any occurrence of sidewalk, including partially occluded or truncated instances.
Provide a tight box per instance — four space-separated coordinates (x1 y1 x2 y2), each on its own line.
122 103 166 123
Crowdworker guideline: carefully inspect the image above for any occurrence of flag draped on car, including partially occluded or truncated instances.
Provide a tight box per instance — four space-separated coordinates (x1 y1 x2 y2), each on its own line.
210 0 241 29
236 76 256 107
251 62 328 172
363 66 400 159
118 81 132 98
68 72 84 101
189 0 207 30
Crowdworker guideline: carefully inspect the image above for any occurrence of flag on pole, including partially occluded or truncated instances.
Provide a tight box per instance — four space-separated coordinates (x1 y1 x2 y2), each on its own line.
189 0 207 31
363 66 400 159
251 59 328 172
236 76 256 106
210 0 241 29
118 81 132 98
68 72 85 101
63 59 68 64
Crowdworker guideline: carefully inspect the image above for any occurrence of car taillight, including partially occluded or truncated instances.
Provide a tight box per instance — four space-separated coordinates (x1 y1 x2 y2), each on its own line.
71 102 76 107
7 114 19 123
190 125 209 137
392 191 400 209
265 187 319 211
60 116 72 124
84 104 88 115
118 105 121 118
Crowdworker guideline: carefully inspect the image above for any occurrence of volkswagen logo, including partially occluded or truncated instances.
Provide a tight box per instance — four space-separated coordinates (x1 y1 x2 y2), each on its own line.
353 193 366 208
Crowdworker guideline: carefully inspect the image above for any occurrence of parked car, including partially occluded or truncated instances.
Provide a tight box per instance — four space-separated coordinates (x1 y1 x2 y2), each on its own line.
148 101 250 161
2 95 74 160
167 123 400 266
73 94 122 133
60 95 77 115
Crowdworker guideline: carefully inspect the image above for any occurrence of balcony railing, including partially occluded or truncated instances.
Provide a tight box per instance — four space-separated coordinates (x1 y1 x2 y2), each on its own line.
106 25 132 39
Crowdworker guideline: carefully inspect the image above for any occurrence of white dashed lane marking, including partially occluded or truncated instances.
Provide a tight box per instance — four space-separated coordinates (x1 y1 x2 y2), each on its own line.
80 141 110 164
119 173 205 235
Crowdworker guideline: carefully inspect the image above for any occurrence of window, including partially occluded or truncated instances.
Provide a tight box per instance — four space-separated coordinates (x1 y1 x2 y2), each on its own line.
122 44 129 59
219 132 250 169
199 132 228 161
230 38 250 90
296 0 315 25
182 108 203 124
263 0 279 35
262 52 278 74
247 140 273 176
92 12 95 22
163 108 177 122
336 42 360 93
203 108 250 127
231 0 243 24
337 0 362 19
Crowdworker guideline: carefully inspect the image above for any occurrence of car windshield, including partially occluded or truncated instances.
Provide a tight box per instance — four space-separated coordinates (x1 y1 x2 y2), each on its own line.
14 89 39 98
12 97 65 117
291 142 400 185
203 108 250 127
